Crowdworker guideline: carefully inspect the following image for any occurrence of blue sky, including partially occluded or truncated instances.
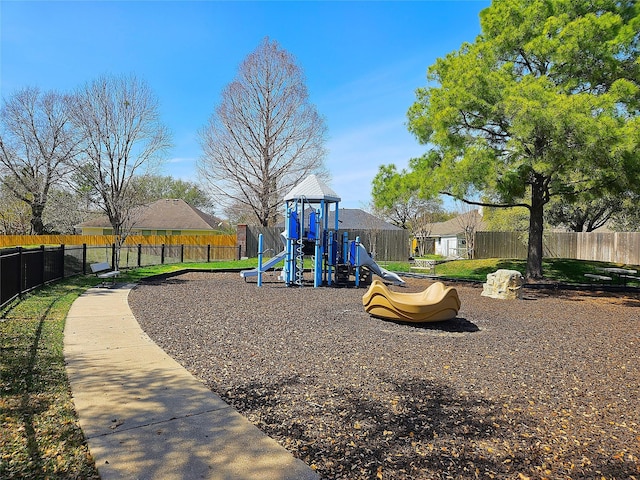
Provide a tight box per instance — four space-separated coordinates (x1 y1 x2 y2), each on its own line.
1 0 489 211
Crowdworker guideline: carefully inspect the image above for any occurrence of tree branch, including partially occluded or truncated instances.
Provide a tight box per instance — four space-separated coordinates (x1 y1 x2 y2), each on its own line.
440 191 530 210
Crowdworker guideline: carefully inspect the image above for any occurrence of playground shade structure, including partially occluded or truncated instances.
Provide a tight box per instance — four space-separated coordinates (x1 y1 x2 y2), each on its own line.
362 280 461 322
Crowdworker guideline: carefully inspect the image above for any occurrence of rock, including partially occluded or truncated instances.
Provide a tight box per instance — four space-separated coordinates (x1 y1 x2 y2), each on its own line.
481 269 524 299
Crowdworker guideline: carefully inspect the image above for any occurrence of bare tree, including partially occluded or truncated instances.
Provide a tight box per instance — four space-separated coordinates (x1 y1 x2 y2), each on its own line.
68 74 171 251
0 87 78 233
454 203 483 259
412 214 435 257
198 37 328 226
223 198 262 227
0 182 31 234
43 187 92 234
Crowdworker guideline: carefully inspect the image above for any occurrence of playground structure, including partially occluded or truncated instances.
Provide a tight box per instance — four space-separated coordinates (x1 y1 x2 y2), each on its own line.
240 175 404 287
362 279 461 322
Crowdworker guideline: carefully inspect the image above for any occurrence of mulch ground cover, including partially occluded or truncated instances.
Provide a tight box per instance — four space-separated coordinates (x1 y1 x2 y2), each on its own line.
128 272 640 480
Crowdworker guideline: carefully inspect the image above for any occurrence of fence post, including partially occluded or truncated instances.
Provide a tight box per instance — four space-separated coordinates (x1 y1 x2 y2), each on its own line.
82 244 87 275
61 244 65 279
138 244 142 267
161 244 165 264
40 245 46 288
207 244 211 263
18 247 23 297
180 244 184 263
237 224 247 258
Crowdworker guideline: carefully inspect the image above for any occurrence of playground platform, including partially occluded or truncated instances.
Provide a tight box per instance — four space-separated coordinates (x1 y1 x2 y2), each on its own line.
64 284 318 480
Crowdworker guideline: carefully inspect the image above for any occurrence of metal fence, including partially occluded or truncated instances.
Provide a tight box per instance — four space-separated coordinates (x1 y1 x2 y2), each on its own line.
0 242 241 310
0 246 65 310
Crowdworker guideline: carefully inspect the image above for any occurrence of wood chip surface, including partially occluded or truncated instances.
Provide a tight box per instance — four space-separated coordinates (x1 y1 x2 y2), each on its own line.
129 272 640 480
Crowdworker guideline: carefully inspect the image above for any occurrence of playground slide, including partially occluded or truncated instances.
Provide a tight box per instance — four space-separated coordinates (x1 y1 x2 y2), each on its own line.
356 244 405 286
240 249 288 279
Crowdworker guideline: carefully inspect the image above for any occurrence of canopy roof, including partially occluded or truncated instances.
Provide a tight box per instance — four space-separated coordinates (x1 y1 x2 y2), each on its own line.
284 174 341 203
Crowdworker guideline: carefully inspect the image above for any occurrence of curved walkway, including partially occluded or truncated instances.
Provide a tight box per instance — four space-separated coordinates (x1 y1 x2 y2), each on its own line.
64 284 318 480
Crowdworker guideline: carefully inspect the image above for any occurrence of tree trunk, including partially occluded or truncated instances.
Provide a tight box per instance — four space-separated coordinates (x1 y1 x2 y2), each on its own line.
30 203 45 234
526 186 545 280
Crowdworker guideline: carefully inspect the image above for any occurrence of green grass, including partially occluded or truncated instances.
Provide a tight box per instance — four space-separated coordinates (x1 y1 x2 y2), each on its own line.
0 277 100 479
115 258 258 282
0 259 254 479
1 256 637 478
389 257 640 284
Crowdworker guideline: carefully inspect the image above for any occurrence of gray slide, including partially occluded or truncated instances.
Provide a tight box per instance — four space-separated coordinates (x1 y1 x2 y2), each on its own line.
240 250 287 278
356 244 405 286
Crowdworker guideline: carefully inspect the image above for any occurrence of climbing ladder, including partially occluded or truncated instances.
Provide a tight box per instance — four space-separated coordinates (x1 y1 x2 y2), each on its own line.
294 236 304 286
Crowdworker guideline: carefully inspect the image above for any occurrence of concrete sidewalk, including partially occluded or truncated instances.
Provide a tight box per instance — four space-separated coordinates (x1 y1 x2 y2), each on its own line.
64 285 318 480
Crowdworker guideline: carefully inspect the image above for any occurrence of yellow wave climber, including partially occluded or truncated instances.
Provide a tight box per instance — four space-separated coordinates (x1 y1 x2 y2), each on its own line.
362 280 461 323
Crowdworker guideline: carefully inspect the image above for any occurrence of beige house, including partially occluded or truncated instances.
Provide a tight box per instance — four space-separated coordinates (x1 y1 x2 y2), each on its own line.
414 209 487 258
77 199 225 236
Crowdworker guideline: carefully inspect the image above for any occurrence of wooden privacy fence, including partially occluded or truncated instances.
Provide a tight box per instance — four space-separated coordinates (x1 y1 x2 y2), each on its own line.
576 232 640 265
475 231 640 265
239 226 411 262
474 231 528 259
0 234 237 248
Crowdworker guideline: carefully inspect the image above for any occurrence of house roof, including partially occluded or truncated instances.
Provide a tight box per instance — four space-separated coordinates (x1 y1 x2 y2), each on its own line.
329 209 402 231
284 174 341 203
78 199 223 231
278 208 401 230
427 210 486 237
328 208 402 230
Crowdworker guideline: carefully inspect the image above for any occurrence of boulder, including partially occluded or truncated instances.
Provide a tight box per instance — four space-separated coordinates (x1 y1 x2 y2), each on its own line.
481 269 524 299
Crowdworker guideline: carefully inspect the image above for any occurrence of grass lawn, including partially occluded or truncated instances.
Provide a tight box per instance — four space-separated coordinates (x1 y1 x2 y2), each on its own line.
388 257 640 284
0 256 636 478
0 276 101 479
0 259 251 479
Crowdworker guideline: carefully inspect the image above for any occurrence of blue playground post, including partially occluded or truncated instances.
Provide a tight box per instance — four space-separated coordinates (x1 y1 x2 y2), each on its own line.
314 208 322 287
327 231 334 285
296 199 305 286
355 236 361 287
342 232 349 264
257 233 263 287
285 206 299 286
